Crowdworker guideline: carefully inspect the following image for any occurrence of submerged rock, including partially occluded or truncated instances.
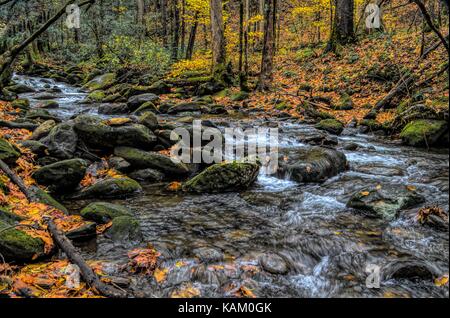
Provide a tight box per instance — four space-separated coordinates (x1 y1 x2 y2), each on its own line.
106 216 142 242
400 119 448 148
182 160 260 193
80 202 133 224
347 184 425 221
71 177 142 199
114 146 189 176
259 253 289 275
277 147 348 183
192 247 224 263
32 159 87 193
128 168 165 182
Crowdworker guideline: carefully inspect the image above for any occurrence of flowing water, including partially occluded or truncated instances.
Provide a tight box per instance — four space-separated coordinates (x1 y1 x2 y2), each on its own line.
13 74 449 298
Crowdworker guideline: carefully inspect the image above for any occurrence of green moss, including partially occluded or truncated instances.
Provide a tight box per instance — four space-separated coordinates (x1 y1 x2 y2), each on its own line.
83 73 116 92
0 138 20 164
11 98 30 110
86 90 106 102
32 187 69 214
315 119 344 135
333 93 354 110
107 216 142 242
0 220 45 261
133 101 158 115
231 91 250 102
80 202 132 224
400 119 448 147
295 47 315 63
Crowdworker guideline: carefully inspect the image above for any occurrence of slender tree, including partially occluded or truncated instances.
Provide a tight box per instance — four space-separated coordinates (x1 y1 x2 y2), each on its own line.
258 0 276 91
209 0 227 81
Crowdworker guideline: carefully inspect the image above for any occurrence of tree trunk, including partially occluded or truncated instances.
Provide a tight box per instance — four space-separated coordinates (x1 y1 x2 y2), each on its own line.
185 12 198 59
210 0 227 81
160 0 168 48
326 0 355 53
257 0 276 91
171 0 180 60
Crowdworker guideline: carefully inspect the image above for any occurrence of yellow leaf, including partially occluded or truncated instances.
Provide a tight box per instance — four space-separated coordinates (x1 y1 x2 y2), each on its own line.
435 274 449 287
376 184 382 190
103 118 132 126
175 261 187 268
154 268 169 284
171 284 200 298
406 185 417 191
360 191 370 196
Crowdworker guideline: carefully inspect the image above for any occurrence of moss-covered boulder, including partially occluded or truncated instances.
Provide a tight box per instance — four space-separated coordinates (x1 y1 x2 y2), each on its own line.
138 112 159 130
74 115 156 149
83 73 116 92
315 119 344 135
80 202 133 224
37 100 59 109
127 93 160 111
347 184 425 221
400 119 448 148
333 93 354 111
167 102 206 114
32 159 87 193
182 160 260 193
106 216 142 242
132 101 159 115
71 177 142 199
41 123 78 159
277 147 348 183
25 109 59 122
231 91 250 102
11 98 30 110
30 120 56 140
114 147 189 176
0 220 45 261
32 187 69 214
128 168 165 182
0 138 20 164
6 84 35 94
146 80 171 95
85 90 106 103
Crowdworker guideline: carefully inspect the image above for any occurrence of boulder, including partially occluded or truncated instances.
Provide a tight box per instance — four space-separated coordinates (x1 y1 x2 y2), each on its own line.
85 90 106 103
25 109 59 122
299 131 338 146
32 187 69 214
277 147 348 183
333 93 354 111
108 156 131 173
347 184 425 221
0 219 46 261
192 247 224 263
30 120 56 140
6 84 35 94
0 138 20 164
11 98 30 110
74 115 156 149
315 119 344 135
36 100 59 109
71 177 142 199
167 102 206 114
114 147 189 176
127 93 160 111
259 253 289 275
138 112 159 130
83 73 116 92
400 119 448 148
132 101 159 115
33 92 58 100
41 123 78 159
98 103 129 115
182 160 260 193
146 80 171 95
128 168 165 182
231 91 250 102
105 216 142 242
80 202 133 224
32 159 87 193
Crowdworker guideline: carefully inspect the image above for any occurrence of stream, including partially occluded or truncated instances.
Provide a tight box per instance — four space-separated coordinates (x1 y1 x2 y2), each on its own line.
13 74 449 298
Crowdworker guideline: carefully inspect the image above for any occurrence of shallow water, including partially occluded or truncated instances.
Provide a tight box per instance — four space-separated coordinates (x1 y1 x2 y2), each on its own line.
14 74 449 298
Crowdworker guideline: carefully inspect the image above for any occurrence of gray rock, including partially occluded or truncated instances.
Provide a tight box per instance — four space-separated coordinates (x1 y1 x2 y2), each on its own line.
259 253 289 275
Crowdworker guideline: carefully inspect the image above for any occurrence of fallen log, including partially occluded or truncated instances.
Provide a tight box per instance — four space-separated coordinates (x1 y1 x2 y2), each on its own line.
0 120 38 131
0 158 127 298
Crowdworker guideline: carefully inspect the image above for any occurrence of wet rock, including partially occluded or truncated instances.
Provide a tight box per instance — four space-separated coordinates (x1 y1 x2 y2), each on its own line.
259 253 289 275
383 260 439 281
347 184 425 221
71 177 142 199
315 119 344 135
106 216 142 242
0 138 20 164
74 115 156 149
18 140 48 157
32 187 69 214
41 123 78 159
208 104 227 115
98 103 129 115
32 159 87 193
80 202 133 224
343 142 359 151
277 147 348 183
83 73 116 92
400 119 448 148
196 81 225 96
167 102 206 114
0 219 46 261
108 156 132 173
30 120 56 140
138 112 159 130
25 109 60 122
65 222 97 240
146 80 171 95
6 83 35 94
85 90 105 103
114 147 189 176
353 164 404 177
299 132 338 146
192 247 224 263
132 101 159 115
33 92 58 100
127 93 160 111
128 168 165 182
182 160 260 193
36 100 59 109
